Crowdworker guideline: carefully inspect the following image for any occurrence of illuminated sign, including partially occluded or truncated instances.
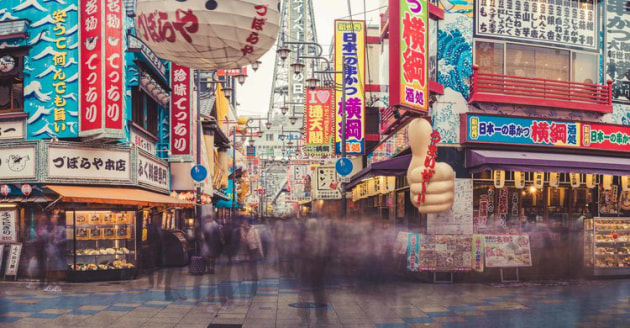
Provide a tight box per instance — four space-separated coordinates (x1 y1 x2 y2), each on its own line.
305 88 334 155
334 20 366 155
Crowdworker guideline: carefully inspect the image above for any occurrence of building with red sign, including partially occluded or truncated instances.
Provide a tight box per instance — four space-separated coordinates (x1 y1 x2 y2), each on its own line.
345 0 630 280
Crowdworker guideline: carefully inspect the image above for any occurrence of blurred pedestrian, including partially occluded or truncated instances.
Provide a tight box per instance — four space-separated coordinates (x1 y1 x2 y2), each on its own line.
37 210 66 292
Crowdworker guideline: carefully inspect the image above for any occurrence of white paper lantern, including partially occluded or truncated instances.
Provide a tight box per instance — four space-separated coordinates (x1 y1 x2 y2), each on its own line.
135 0 281 69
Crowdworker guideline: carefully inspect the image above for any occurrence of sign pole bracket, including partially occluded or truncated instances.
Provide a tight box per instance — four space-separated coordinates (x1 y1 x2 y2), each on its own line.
500 268 520 283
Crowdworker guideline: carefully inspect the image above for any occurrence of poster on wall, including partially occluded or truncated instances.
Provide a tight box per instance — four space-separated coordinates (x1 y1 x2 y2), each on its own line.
599 185 620 216
475 0 598 51
472 234 485 272
313 166 342 200
484 234 532 268
407 234 472 271
0 210 17 243
389 0 429 112
335 20 366 155
428 179 473 235
606 0 630 103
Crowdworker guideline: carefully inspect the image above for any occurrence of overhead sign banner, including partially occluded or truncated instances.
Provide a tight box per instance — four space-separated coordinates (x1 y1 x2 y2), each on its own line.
138 153 169 191
463 114 630 153
335 20 366 155
170 64 193 161
0 146 37 179
47 146 131 181
607 0 630 103
305 89 334 155
79 0 125 139
389 0 429 112
1 210 17 243
475 0 598 51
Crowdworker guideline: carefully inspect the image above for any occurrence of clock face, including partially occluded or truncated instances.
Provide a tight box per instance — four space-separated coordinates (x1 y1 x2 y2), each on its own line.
7 155 28 172
0 55 15 73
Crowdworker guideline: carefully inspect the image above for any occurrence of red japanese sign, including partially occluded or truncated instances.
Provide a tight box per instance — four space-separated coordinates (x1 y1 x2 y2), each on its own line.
498 187 508 216
104 0 124 131
582 122 630 152
389 0 429 112
305 89 334 154
170 63 192 158
216 68 248 77
80 0 103 134
416 129 440 206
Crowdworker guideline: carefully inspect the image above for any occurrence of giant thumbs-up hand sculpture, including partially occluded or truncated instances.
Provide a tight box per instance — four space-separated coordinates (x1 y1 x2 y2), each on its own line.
407 118 455 213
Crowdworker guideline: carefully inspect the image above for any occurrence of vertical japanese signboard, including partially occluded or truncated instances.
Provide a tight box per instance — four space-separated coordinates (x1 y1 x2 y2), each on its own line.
80 0 103 136
104 0 124 131
389 0 429 112
5 243 22 277
335 20 366 155
80 0 125 139
475 0 598 50
0 210 17 243
170 64 193 161
607 0 630 103
305 89 334 155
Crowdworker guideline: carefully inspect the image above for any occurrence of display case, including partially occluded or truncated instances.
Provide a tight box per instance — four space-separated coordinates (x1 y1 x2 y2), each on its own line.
586 217 630 276
66 210 138 282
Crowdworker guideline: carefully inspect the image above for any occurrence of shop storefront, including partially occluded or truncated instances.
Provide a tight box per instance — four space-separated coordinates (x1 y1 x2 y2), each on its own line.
0 141 192 281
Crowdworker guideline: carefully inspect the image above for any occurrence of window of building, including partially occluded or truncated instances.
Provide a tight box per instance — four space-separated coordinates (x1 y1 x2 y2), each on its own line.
474 40 598 83
131 86 160 136
0 53 24 113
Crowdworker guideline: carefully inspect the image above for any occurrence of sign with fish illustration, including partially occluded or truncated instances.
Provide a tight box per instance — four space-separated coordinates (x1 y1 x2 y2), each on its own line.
2 0 81 139
0 146 36 179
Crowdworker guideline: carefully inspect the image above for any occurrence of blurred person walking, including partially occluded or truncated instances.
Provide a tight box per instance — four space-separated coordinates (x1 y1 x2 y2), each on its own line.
37 211 66 292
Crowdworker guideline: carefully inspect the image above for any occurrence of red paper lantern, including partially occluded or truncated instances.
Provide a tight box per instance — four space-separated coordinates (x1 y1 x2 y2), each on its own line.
0 184 11 197
21 184 32 197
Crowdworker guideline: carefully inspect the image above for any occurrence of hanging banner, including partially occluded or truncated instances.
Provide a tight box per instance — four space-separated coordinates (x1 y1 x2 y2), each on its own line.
472 234 484 272
80 0 104 136
549 172 559 188
534 172 544 189
498 187 508 216
389 0 429 112
606 0 630 103
514 171 525 189
484 235 532 268
475 0 598 51
602 175 613 190
0 210 17 243
170 64 193 161
586 174 596 188
335 20 366 155
5 243 22 276
104 0 125 133
570 173 581 188
305 88 334 155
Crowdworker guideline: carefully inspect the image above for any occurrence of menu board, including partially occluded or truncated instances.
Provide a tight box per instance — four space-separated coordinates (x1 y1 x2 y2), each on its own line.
5 243 22 276
0 210 17 243
484 234 532 268
407 234 473 271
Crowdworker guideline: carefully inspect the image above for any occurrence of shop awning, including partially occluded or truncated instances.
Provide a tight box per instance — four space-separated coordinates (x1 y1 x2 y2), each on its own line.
46 185 194 208
345 155 411 191
466 150 630 175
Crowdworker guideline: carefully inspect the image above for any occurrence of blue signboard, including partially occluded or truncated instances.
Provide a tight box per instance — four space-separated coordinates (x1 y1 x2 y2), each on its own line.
190 165 208 182
336 158 353 176
464 114 580 148
2 1 80 139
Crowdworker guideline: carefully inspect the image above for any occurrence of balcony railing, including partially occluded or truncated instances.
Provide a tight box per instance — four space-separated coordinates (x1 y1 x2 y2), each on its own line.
469 65 613 113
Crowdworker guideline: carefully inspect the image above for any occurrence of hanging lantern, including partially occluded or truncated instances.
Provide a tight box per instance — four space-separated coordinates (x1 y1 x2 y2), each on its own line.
570 173 581 188
0 184 10 197
622 176 630 192
549 172 559 187
533 172 544 189
514 171 525 189
602 175 614 190
493 170 505 188
585 174 596 189
135 0 281 69
21 184 32 197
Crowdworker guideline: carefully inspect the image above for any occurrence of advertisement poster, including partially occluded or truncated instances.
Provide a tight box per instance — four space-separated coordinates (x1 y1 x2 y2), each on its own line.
407 233 420 271
394 231 409 256
606 0 630 103
484 235 532 268
334 20 365 155
5 243 22 276
428 179 473 235
472 234 484 272
170 63 193 160
0 210 17 243
599 185 620 216
305 89 334 155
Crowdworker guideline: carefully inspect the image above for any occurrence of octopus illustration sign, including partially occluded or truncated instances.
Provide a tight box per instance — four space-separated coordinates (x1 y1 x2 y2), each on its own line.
135 0 281 69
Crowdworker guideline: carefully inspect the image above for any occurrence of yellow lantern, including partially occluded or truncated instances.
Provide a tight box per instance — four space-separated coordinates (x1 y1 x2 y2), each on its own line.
533 172 544 189
493 170 505 189
602 175 613 190
549 172 559 187
585 174 596 188
514 171 525 189
570 173 581 188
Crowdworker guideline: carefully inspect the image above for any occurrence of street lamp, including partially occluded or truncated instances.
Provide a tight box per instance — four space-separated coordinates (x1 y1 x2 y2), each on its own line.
306 76 319 89
289 116 297 125
280 105 289 115
236 73 247 85
277 46 291 61
265 121 272 129
251 60 262 72
223 86 233 98
291 61 305 75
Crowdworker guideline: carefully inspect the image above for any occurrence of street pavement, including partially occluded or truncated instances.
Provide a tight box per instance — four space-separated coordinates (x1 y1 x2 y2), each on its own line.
1 262 630 328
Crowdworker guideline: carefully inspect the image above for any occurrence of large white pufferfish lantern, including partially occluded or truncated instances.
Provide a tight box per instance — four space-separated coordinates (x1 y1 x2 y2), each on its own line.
135 0 281 69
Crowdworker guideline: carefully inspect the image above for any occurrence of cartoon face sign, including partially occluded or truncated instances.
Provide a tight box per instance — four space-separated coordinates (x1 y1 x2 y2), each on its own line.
0 55 15 73
7 155 29 172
